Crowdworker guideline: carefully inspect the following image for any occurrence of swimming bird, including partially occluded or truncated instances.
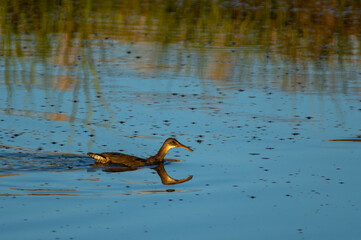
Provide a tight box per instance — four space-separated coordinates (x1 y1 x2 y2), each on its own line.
87 138 193 168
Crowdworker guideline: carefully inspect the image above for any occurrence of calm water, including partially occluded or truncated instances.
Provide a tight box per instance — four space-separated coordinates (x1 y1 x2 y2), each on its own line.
1 1 361 239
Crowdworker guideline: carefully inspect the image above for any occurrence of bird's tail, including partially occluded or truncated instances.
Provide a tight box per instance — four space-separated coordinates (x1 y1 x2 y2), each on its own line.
87 152 108 163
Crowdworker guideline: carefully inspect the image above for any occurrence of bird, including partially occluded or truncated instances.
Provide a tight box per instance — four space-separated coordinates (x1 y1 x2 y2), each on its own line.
87 138 193 168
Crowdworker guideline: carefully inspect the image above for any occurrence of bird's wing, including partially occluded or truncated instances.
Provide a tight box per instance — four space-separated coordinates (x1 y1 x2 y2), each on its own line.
101 152 146 168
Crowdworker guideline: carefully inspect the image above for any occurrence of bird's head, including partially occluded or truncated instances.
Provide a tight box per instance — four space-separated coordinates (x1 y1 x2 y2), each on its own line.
163 138 193 152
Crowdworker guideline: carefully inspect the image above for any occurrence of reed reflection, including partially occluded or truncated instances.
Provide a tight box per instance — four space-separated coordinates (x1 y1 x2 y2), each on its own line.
1 0 360 95
0 0 360 149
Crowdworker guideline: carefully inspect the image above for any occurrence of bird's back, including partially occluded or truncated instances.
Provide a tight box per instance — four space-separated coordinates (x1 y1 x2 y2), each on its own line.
97 152 147 168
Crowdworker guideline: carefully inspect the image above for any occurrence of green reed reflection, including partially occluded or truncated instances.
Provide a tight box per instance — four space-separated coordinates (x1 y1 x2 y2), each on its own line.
0 0 360 111
1 0 360 57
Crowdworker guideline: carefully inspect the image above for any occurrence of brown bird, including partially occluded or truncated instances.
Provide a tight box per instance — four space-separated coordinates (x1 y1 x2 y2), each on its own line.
87 138 193 168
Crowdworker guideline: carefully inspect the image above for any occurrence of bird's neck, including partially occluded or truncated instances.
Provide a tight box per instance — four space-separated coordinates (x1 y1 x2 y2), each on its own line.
154 143 172 161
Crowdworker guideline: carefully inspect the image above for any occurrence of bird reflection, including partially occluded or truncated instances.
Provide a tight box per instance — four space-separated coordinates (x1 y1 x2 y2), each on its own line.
152 162 193 185
101 162 193 185
88 138 194 185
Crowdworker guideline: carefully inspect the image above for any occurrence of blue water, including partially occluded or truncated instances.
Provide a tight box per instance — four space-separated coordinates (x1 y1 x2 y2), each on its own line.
1 38 361 240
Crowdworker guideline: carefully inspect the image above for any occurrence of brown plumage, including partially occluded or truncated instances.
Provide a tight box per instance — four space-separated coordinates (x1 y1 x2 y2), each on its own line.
87 138 193 168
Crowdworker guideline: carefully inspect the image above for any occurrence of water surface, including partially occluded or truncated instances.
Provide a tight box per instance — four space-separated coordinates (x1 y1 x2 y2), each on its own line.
1 1 361 239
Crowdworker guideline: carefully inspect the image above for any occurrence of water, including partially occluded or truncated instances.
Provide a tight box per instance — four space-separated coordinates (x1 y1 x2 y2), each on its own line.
1 1 361 239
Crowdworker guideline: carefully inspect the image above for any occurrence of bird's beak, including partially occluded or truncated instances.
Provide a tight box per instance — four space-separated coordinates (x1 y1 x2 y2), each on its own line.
177 142 193 152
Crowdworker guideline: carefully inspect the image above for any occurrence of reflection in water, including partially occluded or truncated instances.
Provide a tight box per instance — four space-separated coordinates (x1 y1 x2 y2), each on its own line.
0 1 359 154
102 162 193 185
0 108 72 122
52 75 78 92
1 187 197 197
0 193 81 197
10 188 77 192
1 0 360 60
128 189 197 195
0 0 360 112
328 139 361 142
74 178 100 182
3 188 80 197
0 173 20 178
152 162 193 185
